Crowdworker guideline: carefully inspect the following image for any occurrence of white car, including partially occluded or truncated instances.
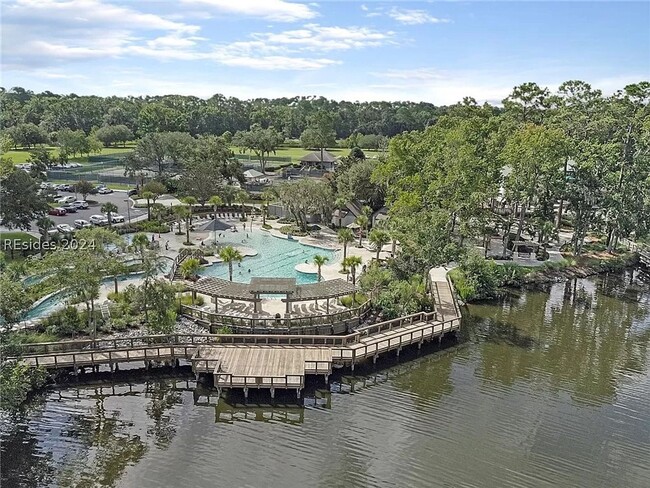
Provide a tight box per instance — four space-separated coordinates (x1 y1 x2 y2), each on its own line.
72 200 89 209
57 196 76 204
89 214 109 226
74 219 92 229
98 187 113 194
107 214 125 223
56 224 74 234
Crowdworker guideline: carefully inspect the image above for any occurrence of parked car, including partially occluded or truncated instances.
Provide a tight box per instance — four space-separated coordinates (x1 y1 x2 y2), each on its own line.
57 196 76 204
89 214 109 226
127 189 139 197
98 187 113 194
48 207 67 216
61 184 75 192
107 214 125 223
61 204 78 213
56 224 74 234
74 219 92 229
72 200 89 209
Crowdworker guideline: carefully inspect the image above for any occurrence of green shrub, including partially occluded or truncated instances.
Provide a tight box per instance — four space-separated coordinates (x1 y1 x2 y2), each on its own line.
178 293 204 307
262 223 272 230
0 362 48 411
42 306 87 337
216 325 232 334
279 225 308 236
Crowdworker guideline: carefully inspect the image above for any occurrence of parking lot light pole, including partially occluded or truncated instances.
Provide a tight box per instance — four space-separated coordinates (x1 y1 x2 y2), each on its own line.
124 199 131 224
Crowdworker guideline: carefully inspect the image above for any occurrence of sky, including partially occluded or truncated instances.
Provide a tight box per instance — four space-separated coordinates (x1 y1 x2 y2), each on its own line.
1 0 649 104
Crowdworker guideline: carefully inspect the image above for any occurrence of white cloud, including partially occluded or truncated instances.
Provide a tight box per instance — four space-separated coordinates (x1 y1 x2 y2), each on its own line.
387 8 450 25
242 24 395 53
1 0 354 71
180 0 318 22
2 0 201 68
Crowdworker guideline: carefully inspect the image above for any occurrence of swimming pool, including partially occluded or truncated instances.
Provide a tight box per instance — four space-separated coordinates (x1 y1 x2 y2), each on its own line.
23 259 173 321
199 230 337 284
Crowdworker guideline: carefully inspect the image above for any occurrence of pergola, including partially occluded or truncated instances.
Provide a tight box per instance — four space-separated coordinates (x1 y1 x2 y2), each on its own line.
187 276 356 315
286 279 357 314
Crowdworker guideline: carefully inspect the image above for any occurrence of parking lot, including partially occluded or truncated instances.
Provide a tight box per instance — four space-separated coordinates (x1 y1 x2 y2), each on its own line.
38 191 147 230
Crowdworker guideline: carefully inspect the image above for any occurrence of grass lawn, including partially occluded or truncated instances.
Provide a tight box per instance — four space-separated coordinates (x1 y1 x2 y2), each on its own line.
0 231 38 242
0 231 40 261
4 145 136 164
5 143 383 165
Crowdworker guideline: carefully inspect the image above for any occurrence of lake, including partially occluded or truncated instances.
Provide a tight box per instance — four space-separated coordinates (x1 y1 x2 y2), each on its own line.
2 270 649 488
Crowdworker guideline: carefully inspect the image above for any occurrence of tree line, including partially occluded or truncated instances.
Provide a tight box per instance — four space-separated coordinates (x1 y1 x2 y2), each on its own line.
373 80 649 276
0 87 447 142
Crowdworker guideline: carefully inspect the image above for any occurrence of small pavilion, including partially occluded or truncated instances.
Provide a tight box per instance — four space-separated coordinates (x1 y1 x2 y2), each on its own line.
299 150 339 171
187 276 356 315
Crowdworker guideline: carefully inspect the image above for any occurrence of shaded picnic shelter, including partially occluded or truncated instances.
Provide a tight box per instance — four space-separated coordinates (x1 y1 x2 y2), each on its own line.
187 276 356 315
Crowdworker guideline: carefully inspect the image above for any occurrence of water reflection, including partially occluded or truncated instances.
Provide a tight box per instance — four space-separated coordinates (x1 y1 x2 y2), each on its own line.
1 272 649 488
467 273 650 405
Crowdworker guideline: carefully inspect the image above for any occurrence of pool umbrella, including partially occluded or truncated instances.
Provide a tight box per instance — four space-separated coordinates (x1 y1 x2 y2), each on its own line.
200 219 232 232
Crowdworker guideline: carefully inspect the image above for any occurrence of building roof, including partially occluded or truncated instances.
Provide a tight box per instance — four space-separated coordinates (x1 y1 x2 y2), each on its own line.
300 150 339 163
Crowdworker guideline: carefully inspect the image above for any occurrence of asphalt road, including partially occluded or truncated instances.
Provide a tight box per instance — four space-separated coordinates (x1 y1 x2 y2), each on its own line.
38 191 147 229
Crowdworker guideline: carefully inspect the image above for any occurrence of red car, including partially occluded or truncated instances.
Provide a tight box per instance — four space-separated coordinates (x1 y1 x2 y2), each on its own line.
48 207 67 216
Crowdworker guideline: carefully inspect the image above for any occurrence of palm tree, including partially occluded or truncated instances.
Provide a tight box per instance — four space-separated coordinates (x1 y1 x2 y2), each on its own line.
208 195 223 245
141 191 154 220
335 197 347 228
101 202 118 228
36 216 55 255
261 189 275 226
342 255 363 301
355 214 369 247
369 228 391 262
313 254 329 282
172 205 189 235
131 232 149 259
338 228 355 261
182 196 198 226
236 190 248 218
219 245 243 281
179 257 201 282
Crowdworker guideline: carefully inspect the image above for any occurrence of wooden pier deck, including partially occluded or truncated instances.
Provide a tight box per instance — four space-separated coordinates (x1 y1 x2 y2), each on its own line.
193 345 332 398
7 267 462 400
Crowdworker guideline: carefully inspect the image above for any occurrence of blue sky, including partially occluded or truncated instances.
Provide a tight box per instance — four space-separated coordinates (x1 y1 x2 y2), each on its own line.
2 0 649 104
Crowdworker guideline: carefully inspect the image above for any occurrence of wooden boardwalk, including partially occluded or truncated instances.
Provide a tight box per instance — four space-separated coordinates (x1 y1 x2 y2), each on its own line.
8 268 462 400
640 250 650 268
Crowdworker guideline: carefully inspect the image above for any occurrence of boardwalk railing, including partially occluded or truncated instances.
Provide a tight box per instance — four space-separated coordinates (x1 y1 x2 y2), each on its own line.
7 310 451 362
214 373 304 389
181 300 372 333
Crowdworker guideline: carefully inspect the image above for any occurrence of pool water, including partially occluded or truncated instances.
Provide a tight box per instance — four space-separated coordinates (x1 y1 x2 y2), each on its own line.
23 259 173 321
199 230 337 284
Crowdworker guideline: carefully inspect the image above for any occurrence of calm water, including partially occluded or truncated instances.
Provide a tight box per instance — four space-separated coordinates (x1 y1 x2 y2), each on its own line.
2 271 649 488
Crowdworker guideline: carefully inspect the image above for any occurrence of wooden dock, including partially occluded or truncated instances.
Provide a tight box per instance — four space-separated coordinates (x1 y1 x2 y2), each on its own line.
193 345 332 399
7 268 462 401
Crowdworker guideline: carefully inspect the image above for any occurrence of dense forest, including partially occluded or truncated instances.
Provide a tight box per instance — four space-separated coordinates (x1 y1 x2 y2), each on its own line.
0 87 448 139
